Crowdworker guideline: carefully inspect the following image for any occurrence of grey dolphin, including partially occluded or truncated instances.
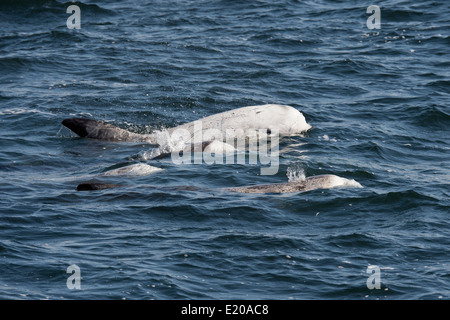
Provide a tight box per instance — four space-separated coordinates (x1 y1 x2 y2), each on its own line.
75 174 362 193
225 175 362 194
61 118 153 143
77 182 122 191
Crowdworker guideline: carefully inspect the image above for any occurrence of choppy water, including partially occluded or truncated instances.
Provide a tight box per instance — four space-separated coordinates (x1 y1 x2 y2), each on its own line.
0 0 449 300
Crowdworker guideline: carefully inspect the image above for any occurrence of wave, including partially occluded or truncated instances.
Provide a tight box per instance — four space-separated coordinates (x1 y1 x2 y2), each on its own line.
0 0 114 15
404 105 450 129
425 80 450 92
0 108 54 117
378 7 439 22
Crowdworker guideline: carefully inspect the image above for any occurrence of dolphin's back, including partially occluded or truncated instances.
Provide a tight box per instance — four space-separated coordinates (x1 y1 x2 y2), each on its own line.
62 118 155 143
227 175 362 194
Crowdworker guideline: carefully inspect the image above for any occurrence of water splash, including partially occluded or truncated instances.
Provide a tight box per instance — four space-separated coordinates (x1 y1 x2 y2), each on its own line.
287 163 306 182
135 128 188 160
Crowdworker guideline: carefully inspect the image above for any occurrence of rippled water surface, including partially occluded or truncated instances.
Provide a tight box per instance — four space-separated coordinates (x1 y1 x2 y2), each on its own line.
0 0 449 299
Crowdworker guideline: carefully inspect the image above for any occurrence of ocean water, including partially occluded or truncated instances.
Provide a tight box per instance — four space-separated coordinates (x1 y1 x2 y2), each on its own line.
0 0 449 300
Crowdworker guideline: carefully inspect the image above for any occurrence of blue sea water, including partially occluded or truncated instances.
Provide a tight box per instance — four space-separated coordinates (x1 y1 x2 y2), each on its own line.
0 0 449 300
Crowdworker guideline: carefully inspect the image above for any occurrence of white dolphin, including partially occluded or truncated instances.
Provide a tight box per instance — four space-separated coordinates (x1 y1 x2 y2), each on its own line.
62 104 311 144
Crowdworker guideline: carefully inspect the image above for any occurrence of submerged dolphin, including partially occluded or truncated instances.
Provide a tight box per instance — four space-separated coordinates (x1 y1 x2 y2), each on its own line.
76 174 362 193
62 104 311 144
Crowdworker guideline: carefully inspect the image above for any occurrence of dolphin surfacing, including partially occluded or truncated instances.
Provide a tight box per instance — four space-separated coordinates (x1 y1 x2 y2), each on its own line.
62 104 311 144
226 175 363 194
75 174 362 193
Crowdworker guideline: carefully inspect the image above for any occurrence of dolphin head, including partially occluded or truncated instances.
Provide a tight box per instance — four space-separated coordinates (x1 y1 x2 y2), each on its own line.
251 104 312 135
287 108 312 134
306 174 363 190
